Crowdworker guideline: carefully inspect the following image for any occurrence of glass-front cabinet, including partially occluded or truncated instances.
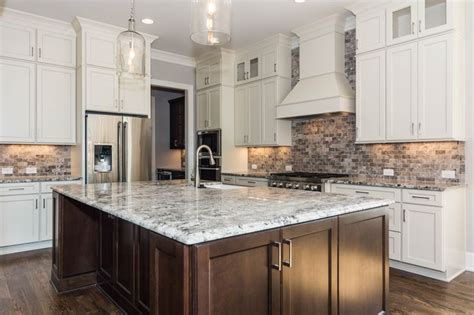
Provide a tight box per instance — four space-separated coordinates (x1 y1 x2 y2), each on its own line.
235 53 261 85
387 0 453 46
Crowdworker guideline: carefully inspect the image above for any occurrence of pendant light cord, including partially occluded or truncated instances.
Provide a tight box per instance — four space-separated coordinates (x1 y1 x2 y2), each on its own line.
130 0 135 21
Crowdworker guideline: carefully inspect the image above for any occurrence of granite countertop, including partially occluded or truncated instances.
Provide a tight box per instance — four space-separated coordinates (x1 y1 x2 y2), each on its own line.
222 170 271 179
0 175 82 184
323 176 464 191
53 181 393 245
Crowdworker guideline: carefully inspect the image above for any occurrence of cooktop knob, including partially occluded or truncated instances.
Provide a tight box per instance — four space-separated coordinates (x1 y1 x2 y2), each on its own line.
310 185 319 191
304 185 311 190
271 182 277 187
294 184 300 189
278 183 284 188
286 183 293 188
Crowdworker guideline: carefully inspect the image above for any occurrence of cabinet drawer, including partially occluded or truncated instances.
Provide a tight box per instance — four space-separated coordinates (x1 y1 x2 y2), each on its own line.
0 183 40 196
221 175 236 185
402 189 442 207
235 177 268 187
389 231 401 261
388 203 402 232
40 180 81 194
331 184 401 202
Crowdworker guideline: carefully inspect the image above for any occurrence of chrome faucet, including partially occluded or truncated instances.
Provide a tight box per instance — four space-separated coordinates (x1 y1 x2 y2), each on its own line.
195 144 215 188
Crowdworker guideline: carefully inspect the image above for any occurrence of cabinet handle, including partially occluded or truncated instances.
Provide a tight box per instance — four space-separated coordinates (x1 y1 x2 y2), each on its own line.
418 122 421 134
35 199 38 209
274 63 277 73
31 47 34 56
43 198 45 209
411 122 415 135
356 39 359 50
419 20 422 33
403 209 406 222
412 22 415 34
282 239 292 268
271 241 282 271
274 132 276 142
39 48 42 58
412 195 430 200
8 188 25 191
247 181 257 184
355 190 369 194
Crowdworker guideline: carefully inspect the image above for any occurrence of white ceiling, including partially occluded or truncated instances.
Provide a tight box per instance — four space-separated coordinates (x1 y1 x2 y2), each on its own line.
2 0 356 58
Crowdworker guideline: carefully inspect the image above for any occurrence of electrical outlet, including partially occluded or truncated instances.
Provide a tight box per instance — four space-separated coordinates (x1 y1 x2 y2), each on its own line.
251 164 258 170
383 169 394 176
285 165 293 172
26 166 37 174
441 170 456 179
1 167 13 175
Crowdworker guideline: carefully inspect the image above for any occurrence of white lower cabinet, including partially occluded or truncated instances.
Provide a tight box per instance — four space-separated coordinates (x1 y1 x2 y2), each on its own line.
40 194 53 241
221 175 268 187
0 195 39 247
402 203 443 270
389 231 402 261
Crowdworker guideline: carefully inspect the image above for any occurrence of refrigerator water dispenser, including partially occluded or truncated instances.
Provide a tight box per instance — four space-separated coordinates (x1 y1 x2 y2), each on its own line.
94 145 112 173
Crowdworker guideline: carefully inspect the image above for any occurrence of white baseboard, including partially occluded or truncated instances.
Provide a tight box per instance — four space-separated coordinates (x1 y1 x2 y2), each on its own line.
0 240 52 256
467 252 474 272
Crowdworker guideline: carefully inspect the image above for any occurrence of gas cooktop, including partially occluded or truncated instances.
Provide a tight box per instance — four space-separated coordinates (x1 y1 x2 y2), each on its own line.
268 172 349 191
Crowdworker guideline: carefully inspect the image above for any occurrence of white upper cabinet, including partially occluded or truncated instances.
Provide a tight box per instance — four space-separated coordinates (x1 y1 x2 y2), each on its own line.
0 22 35 61
119 77 148 116
196 64 210 90
197 90 209 130
85 31 117 69
86 67 119 113
387 2 418 46
0 59 35 143
261 48 277 79
196 59 222 90
386 42 418 141
356 9 386 54
37 65 76 144
261 78 277 144
37 30 76 67
234 85 250 145
418 0 453 37
247 82 262 145
196 87 221 131
417 33 454 140
356 50 386 142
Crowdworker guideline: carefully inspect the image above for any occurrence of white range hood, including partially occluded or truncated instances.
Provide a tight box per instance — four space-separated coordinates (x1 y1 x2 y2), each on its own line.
277 11 355 119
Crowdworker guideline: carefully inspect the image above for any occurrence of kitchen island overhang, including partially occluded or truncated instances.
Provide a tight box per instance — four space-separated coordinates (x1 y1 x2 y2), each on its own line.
51 181 393 314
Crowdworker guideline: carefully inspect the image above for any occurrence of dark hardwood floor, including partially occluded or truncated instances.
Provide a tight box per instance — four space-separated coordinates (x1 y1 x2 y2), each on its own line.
1 249 473 314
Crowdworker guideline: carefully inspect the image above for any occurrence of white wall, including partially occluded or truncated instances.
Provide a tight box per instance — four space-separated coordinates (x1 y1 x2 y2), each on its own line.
465 0 474 262
152 89 185 170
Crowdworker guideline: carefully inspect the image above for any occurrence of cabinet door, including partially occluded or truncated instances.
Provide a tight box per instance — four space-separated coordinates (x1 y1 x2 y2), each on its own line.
388 231 402 261
37 30 76 67
40 194 53 241
0 195 39 247
115 218 135 301
402 204 444 271
193 229 281 315
417 33 453 140
356 50 386 142
235 55 247 85
208 60 221 87
248 53 261 82
0 59 35 143
419 0 453 37
386 42 418 141
85 31 117 69
196 64 209 90
207 87 221 129
234 85 249 145
388 202 402 232
197 90 209 130
248 82 262 145
0 22 35 61
339 208 389 315
356 9 386 54
37 65 76 144
261 48 277 79
281 218 338 315
120 76 148 116
86 67 119 113
387 2 418 46
261 78 277 145
98 212 115 283
135 227 151 314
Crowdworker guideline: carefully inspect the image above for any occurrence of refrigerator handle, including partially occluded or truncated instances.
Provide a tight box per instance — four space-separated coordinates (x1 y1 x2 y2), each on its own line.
123 121 128 182
117 121 122 182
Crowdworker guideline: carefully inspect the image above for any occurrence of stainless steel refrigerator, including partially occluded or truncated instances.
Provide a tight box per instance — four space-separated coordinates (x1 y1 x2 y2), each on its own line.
85 113 152 184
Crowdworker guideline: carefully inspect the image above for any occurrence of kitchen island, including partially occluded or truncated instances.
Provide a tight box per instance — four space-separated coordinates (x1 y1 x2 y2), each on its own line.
51 181 393 315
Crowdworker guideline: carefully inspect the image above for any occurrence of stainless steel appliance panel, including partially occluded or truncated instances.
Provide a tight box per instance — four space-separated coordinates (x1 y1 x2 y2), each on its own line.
86 114 122 184
123 116 152 182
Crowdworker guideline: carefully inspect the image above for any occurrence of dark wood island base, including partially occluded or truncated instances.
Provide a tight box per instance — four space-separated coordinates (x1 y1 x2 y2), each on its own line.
51 192 389 315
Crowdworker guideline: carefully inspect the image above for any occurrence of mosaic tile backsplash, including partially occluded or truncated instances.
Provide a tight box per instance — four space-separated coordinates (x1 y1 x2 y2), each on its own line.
0 145 72 178
248 114 464 182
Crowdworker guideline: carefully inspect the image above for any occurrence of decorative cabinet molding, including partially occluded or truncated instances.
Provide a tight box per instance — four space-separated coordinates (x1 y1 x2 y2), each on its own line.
354 1 465 143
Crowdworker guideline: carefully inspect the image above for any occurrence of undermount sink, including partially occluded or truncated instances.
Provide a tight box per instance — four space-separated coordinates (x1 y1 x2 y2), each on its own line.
202 183 246 190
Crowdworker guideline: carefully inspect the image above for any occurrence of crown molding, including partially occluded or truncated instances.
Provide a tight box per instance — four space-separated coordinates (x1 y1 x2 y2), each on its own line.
151 49 196 68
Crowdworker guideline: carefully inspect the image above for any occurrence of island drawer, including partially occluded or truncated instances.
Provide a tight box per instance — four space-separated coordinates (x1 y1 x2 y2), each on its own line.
235 177 268 187
0 182 40 196
41 180 81 194
221 175 236 185
402 189 442 207
331 184 402 202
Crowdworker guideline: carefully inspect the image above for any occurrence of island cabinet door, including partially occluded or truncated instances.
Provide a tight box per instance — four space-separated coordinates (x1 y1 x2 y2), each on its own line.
281 218 338 315
193 229 281 315
114 218 136 303
98 212 115 285
338 208 389 315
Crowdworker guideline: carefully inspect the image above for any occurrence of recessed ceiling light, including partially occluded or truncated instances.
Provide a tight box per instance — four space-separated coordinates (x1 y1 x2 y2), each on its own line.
294 0 306 3
141 18 154 25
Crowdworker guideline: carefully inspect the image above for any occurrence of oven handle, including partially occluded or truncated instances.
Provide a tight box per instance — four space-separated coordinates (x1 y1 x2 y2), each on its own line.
198 167 221 171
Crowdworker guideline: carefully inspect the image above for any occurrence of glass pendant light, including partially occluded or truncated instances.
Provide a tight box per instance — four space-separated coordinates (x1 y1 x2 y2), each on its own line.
117 0 146 78
191 0 232 46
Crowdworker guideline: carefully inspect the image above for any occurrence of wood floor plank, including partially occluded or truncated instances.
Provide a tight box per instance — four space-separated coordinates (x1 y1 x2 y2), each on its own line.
0 249 473 314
